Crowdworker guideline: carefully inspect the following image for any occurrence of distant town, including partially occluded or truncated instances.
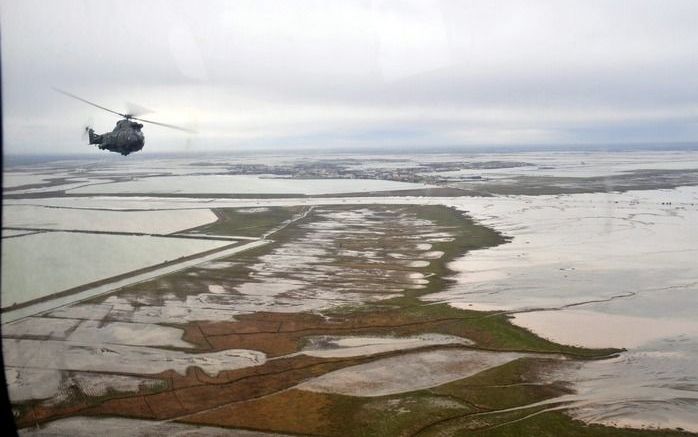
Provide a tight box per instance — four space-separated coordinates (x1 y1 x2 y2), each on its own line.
192 159 534 184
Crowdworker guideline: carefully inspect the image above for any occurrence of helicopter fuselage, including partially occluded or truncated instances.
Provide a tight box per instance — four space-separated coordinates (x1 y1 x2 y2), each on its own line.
88 119 145 156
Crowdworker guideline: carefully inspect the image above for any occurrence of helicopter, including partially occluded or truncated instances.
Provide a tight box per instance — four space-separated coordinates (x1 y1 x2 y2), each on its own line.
55 88 195 156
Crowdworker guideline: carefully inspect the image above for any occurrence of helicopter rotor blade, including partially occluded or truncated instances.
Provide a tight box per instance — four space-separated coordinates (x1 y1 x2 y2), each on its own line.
125 101 154 118
130 116 197 133
55 87 196 134
53 88 127 118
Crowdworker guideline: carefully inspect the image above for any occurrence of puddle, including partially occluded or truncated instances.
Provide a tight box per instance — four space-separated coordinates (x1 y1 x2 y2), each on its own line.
300 333 473 358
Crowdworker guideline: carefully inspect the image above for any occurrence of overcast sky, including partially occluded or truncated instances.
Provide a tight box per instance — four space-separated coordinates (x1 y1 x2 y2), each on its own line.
2 0 698 154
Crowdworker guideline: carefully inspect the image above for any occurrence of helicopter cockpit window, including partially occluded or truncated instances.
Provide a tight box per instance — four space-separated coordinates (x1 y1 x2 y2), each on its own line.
2 1 698 436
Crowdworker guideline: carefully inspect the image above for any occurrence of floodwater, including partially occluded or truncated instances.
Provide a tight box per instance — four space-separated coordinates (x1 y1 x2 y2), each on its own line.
67 174 435 195
425 186 698 432
18 417 290 437
298 349 528 397
5 186 698 431
299 333 473 358
3 151 698 433
3 205 217 234
1 232 231 308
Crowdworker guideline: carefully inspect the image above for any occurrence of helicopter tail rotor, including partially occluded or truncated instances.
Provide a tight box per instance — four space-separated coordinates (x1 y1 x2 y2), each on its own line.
81 117 94 140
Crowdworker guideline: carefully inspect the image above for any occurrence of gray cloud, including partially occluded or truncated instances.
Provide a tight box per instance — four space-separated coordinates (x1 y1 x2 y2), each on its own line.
2 0 698 154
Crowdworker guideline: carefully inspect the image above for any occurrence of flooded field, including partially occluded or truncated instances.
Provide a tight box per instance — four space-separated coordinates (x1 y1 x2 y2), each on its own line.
3 205 218 234
2 151 698 436
1 232 232 307
67 175 435 195
3 200 612 435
